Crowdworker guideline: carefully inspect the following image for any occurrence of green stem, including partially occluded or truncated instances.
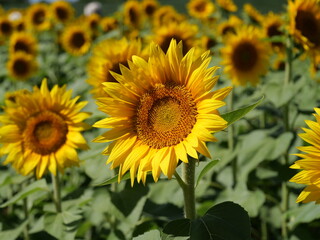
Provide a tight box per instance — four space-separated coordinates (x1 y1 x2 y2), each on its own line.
51 172 62 213
22 188 30 240
228 88 237 187
176 158 196 220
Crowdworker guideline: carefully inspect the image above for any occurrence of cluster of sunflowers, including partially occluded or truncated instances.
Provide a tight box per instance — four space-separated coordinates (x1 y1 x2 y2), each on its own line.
1 0 320 239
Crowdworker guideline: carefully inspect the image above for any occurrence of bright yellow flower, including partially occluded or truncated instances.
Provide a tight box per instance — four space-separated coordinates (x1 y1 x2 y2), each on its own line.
9 31 38 56
142 0 159 17
25 3 51 31
7 52 38 81
243 3 264 24
93 39 232 185
216 0 237 12
217 15 242 38
0 79 90 179
100 17 118 33
152 6 185 27
262 12 285 52
290 108 320 203
0 16 14 39
50 0 75 24
123 0 143 29
220 26 270 86
187 0 215 19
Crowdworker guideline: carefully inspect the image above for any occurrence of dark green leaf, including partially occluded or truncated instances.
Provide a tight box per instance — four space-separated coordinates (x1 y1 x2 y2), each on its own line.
221 96 264 126
163 219 191 237
196 160 219 187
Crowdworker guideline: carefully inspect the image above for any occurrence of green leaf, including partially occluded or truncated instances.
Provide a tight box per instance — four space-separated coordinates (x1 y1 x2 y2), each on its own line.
0 179 49 208
163 219 191 237
190 201 251 240
221 96 264 126
0 221 28 240
287 203 320 230
133 229 161 240
93 172 130 186
196 160 219 187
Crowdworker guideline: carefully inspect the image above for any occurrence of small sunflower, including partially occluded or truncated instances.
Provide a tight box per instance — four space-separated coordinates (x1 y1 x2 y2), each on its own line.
7 52 38 81
151 21 198 55
0 79 90 179
220 26 270 86
216 0 237 12
289 108 320 203
152 6 185 27
100 17 118 33
288 0 320 52
217 15 242 38
9 31 38 56
93 39 232 185
4 89 30 108
60 24 91 56
142 0 159 17
87 38 144 98
187 0 215 19
123 0 143 29
243 3 264 24
0 16 14 39
50 0 75 24
25 3 51 31
263 12 285 52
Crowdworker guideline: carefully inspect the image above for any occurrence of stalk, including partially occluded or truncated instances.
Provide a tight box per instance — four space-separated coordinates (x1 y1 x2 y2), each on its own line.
228 88 237 187
51 172 62 213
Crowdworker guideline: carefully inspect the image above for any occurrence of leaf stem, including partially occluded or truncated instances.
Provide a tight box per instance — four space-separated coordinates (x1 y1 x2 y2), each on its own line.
51 172 62 213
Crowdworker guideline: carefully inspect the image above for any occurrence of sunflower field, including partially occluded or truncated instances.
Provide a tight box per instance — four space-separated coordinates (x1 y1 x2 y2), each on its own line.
1 0 320 239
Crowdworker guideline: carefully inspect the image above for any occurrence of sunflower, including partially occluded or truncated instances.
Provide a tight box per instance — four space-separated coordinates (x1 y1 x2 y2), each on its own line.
9 31 38 56
100 17 118 33
263 12 285 52
151 21 198 55
60 24 91 56
93 39 232 185
152 6 185 27
220 26 270 86
25 3 51 31
50 0 74 24
0 16 14 39
217 15 242 38
289 108 320 203
4 89 30 108
288 0 320 52
243 3 264 24
7 52 38 81
123 0 143 29
87 38 144 98
216 0 237 12
142 0 159 17
187 0 215 19
0 79 90 179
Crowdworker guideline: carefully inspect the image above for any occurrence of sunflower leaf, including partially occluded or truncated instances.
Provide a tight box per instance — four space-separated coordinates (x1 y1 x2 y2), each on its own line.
221 95 264 126
93 172 131 186
195 160 219 187
163 218 191 237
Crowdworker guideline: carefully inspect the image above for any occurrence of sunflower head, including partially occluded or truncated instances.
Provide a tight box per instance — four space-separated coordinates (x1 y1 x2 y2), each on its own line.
26 3 51 31
142 0 159 17
220 26 270 86
87 38 145 98
0 79 90 178
7 52 38 81
123 0 143 29
263 12 285 52
50 0 75 24
289 108 320 203
60 24 91 56
0 16 14 39
216 0 237 12
289 0 320 52
100 16 118 33
9 31 38 56
217 15 242 38
152 6 185 27
187 0 215 19
93 39 232 185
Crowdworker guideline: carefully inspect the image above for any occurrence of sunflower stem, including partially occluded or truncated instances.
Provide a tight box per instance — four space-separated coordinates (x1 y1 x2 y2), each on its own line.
228 88 237 187
22 183 30 240
181 158 196 220
52 172 62 213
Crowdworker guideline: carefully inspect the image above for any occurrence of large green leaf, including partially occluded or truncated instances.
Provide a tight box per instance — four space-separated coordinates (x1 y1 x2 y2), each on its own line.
133 229 161 240
0 179 49 208
221 96 264 126
163 219 191 237
0 221 28 240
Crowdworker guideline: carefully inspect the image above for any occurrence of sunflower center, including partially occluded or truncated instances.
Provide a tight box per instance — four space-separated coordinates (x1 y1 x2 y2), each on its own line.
267 23 283 48
129 7 138 25
33 10 45 25
195 2 206 12
56 7 68 21
295 10 320 46
145 4 156 16
222 26 236 36
17 22 25 31
135 84 197 149
13 59 29 76
14 41 31 54
0 21 13 35
232 41 258 71
23 111 68 155
70 32 85 48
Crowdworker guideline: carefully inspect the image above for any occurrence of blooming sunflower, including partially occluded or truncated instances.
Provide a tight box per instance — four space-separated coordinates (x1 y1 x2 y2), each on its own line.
87 38 144 98
100 17 118 33
93 39 232 185
288 0 320 52
25 3 51 31
151 21 198 55
50 0 74 24
263 12 285 52
243 3 264 24
220 26 270 86
9 31 38 56
217 15 242 38
7 52 38 81
123 0 143 29
142 0 159 17
0 16 14 39
60 24 91 56
152 6 185 27
0 79 90 179
216 0 237 12
187 0 215 19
